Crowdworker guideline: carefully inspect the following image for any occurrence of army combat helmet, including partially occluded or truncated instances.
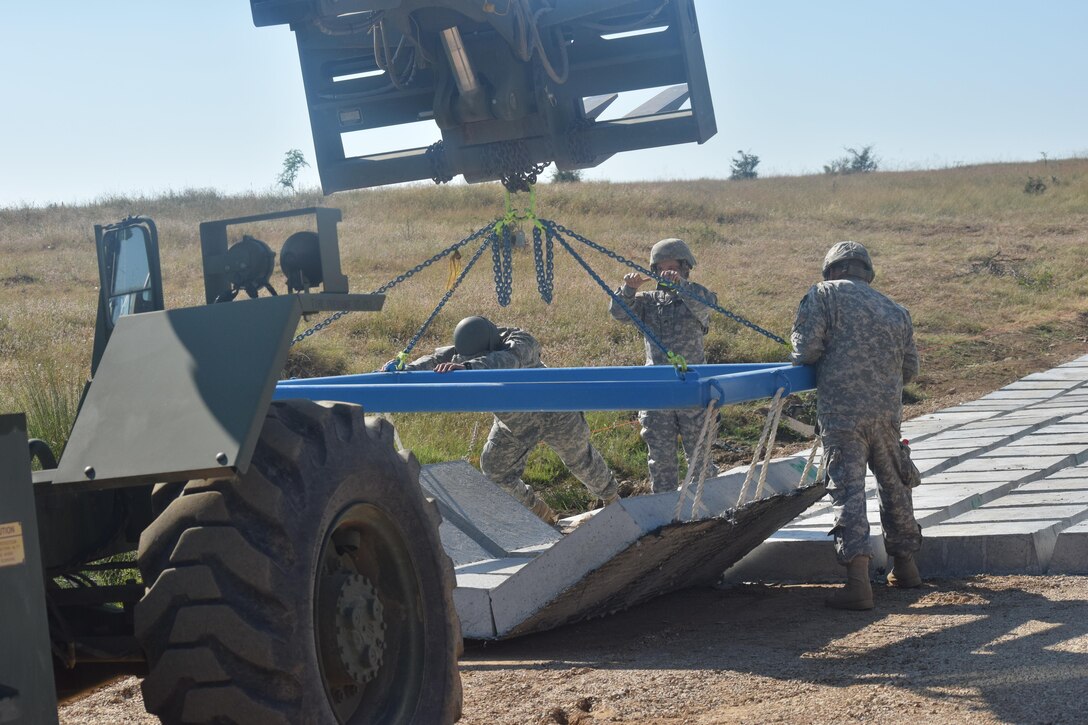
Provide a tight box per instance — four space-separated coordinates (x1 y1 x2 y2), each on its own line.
453 316 502 357
822 241 875 283
649 238 696 275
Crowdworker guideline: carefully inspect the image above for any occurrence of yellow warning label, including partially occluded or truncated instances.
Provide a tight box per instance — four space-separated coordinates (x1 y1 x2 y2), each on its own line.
0 521 26 567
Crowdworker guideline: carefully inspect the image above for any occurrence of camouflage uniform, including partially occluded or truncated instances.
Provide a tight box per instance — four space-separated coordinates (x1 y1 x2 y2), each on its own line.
791 248 922 565
404 327 618 504
610 278 719 492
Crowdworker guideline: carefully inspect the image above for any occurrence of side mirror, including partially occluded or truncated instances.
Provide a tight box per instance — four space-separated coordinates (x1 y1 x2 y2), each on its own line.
91 217 165 375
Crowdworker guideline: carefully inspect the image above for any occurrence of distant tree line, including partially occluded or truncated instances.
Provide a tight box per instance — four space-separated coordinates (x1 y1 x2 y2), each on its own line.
823 145 879 175
728 145 880 181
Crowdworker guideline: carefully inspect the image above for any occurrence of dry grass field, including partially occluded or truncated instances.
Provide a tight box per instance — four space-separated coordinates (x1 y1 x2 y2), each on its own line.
9 159 1087 725
3 158 1087 512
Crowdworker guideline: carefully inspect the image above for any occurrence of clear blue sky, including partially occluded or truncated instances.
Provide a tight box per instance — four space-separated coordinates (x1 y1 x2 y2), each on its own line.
2 1 1084 207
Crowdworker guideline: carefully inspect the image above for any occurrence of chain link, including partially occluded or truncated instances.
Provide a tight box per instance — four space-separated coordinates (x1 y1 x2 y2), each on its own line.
549 222 788 346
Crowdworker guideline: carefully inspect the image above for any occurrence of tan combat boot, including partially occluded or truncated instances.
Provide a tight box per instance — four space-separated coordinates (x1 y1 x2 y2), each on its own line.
527 493 558 525
825 555 874 610
887 555 922 588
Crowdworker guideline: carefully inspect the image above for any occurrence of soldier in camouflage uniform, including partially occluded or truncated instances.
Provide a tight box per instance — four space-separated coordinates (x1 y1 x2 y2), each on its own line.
395 316 619 523
609 238 719 493
791 241 923 611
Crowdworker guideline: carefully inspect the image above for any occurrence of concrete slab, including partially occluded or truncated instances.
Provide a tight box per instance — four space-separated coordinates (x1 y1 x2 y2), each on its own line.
952 402 1030 411
907 410 998 423
724 527 891 583
980 390 1061 400
996 489 1088 505
941 455 1071 472
1026 428 1088 440
1020 407 1088 417
980 445 1088 458
916 520 1064 575
1001 381 1081 390
948 505 1088 523
493 479 826 637
1058 414 1088 424
1031 468 1088 481
1049 519 1088 574
420 460 560 566
448 456 825 639
914 435 1007 448
1022 370 1088 381
923 471 1030 484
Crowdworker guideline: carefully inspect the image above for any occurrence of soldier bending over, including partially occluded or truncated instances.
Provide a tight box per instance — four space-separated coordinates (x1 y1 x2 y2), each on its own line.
392 316 619 523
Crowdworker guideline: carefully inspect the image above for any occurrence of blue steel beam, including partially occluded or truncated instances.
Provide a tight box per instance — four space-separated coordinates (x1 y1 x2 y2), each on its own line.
273 364 815 413
277 363 788 387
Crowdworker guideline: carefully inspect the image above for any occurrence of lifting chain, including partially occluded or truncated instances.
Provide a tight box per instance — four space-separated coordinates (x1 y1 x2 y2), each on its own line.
425 140 454 185
532 223 555 303
389 234 495 368
290 223 497 346
548 222 789 347
487 140 550 193
548 222 681 372
293 188 787 360
489 225 515 306
565 118 594 166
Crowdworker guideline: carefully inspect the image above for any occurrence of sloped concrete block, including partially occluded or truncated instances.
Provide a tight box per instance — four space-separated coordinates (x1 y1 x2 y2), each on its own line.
723 528 888 583
1031 465 1088 476
1022 370 1088 381
998 489 1088 505
916 520 1063 575
454 586 496 639
981 390 1059 400
944 455 1071 472
1016 432 1088 445
439 520 502 567
490 504 647 635
1002 380 1080 390
486 475 826 638
1049 520 1088 574
919 435 1006 448
924 470 1032 484
949 504 1088 523
420 460 560 564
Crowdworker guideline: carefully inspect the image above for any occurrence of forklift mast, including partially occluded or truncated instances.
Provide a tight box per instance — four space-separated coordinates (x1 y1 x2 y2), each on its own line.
250 0 716 191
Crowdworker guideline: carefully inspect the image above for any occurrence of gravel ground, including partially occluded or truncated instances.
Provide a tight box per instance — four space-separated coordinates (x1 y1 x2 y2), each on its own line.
59 574 1088 724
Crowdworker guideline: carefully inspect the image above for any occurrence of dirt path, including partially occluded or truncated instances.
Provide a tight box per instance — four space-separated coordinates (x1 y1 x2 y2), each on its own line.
60 575 1088 724
458 575 1088 724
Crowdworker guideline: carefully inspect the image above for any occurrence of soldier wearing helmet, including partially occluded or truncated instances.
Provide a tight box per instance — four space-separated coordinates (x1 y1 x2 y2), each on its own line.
609 238 720 493
791 241 922 611
389 316 619 522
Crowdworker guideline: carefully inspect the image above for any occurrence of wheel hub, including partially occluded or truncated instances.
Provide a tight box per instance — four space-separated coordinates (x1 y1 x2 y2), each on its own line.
333 573 387 686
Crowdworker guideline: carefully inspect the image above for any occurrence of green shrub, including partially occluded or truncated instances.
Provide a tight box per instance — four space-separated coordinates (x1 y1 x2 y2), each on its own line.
730 150 760 180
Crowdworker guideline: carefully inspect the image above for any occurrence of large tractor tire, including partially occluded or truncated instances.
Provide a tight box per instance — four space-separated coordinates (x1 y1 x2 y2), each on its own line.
135 400 462 724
